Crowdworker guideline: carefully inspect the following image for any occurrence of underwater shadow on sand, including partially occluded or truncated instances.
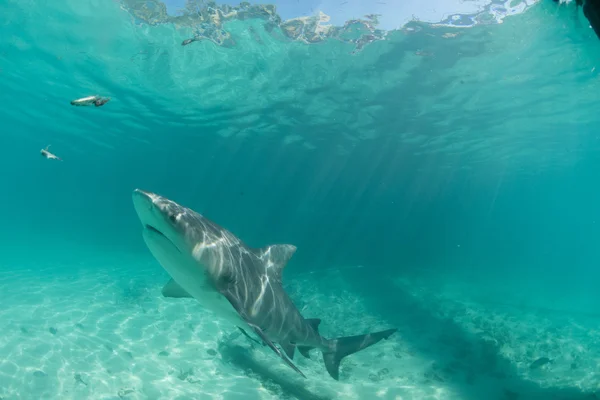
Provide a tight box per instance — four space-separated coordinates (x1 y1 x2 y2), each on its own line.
218 342 333 400
342 268 599 400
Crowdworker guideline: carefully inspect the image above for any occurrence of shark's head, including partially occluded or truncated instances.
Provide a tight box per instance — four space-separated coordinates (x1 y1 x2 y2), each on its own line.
132 189 195 254
131 189 242 293
132 189 248 322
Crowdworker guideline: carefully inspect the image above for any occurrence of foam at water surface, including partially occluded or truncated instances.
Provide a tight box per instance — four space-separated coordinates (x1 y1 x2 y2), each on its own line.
2 0 598 177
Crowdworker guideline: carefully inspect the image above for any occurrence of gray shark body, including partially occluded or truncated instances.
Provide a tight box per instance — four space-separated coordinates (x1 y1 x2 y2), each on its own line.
132 189 396 380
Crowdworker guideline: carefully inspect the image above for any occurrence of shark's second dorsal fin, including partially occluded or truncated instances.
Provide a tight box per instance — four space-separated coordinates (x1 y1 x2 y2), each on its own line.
162 278 193 298
298 318 321 359
255 244 296 281
306 318 321 333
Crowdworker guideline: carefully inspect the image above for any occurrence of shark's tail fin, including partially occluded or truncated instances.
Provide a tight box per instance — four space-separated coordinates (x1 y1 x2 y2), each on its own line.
323 328 397 380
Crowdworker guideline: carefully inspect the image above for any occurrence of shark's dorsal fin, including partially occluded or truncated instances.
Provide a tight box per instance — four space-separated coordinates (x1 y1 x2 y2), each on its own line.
161 278 193 298
255 244 296 281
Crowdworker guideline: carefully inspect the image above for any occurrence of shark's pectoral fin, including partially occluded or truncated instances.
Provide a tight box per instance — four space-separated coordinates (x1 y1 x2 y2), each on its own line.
161 278 193 298
248 323 306 378
254 244 297 282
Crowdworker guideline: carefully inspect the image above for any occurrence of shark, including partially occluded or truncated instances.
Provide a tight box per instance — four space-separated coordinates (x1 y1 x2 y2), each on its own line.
132 189 397 380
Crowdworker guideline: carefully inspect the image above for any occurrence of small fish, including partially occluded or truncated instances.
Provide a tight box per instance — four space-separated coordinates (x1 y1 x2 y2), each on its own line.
74 373 88 386
70 95 110 107
41 145 62 161
529 357 552 369
181 38 197 46
117 388 135 399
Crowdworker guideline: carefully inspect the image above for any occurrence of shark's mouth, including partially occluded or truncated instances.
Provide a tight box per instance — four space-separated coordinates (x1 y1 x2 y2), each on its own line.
144 224 181 253
145 224 164 236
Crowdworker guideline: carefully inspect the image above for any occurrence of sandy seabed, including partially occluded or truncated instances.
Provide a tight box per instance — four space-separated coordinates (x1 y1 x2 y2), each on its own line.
0 260 598 400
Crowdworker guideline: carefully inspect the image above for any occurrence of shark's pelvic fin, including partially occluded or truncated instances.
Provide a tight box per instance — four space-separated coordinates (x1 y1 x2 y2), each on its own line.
161 278 193 298
255 244 297 281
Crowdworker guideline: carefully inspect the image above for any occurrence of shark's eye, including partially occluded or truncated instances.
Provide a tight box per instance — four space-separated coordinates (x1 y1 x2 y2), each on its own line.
169 214 177 223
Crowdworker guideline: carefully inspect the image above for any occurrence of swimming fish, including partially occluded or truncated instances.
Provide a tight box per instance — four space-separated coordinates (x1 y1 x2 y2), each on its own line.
70 95 110 107
40 145 62 161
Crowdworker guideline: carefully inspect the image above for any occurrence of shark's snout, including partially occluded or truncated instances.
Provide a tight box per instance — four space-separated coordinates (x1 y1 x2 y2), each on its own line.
133 188 152 197
133 188 179 252
133 188 170 233
133 189 154 206
132 189 181 246
132 189 155 224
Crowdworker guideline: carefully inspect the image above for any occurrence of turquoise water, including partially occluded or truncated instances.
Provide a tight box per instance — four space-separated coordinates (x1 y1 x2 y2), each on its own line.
2 0 600 399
